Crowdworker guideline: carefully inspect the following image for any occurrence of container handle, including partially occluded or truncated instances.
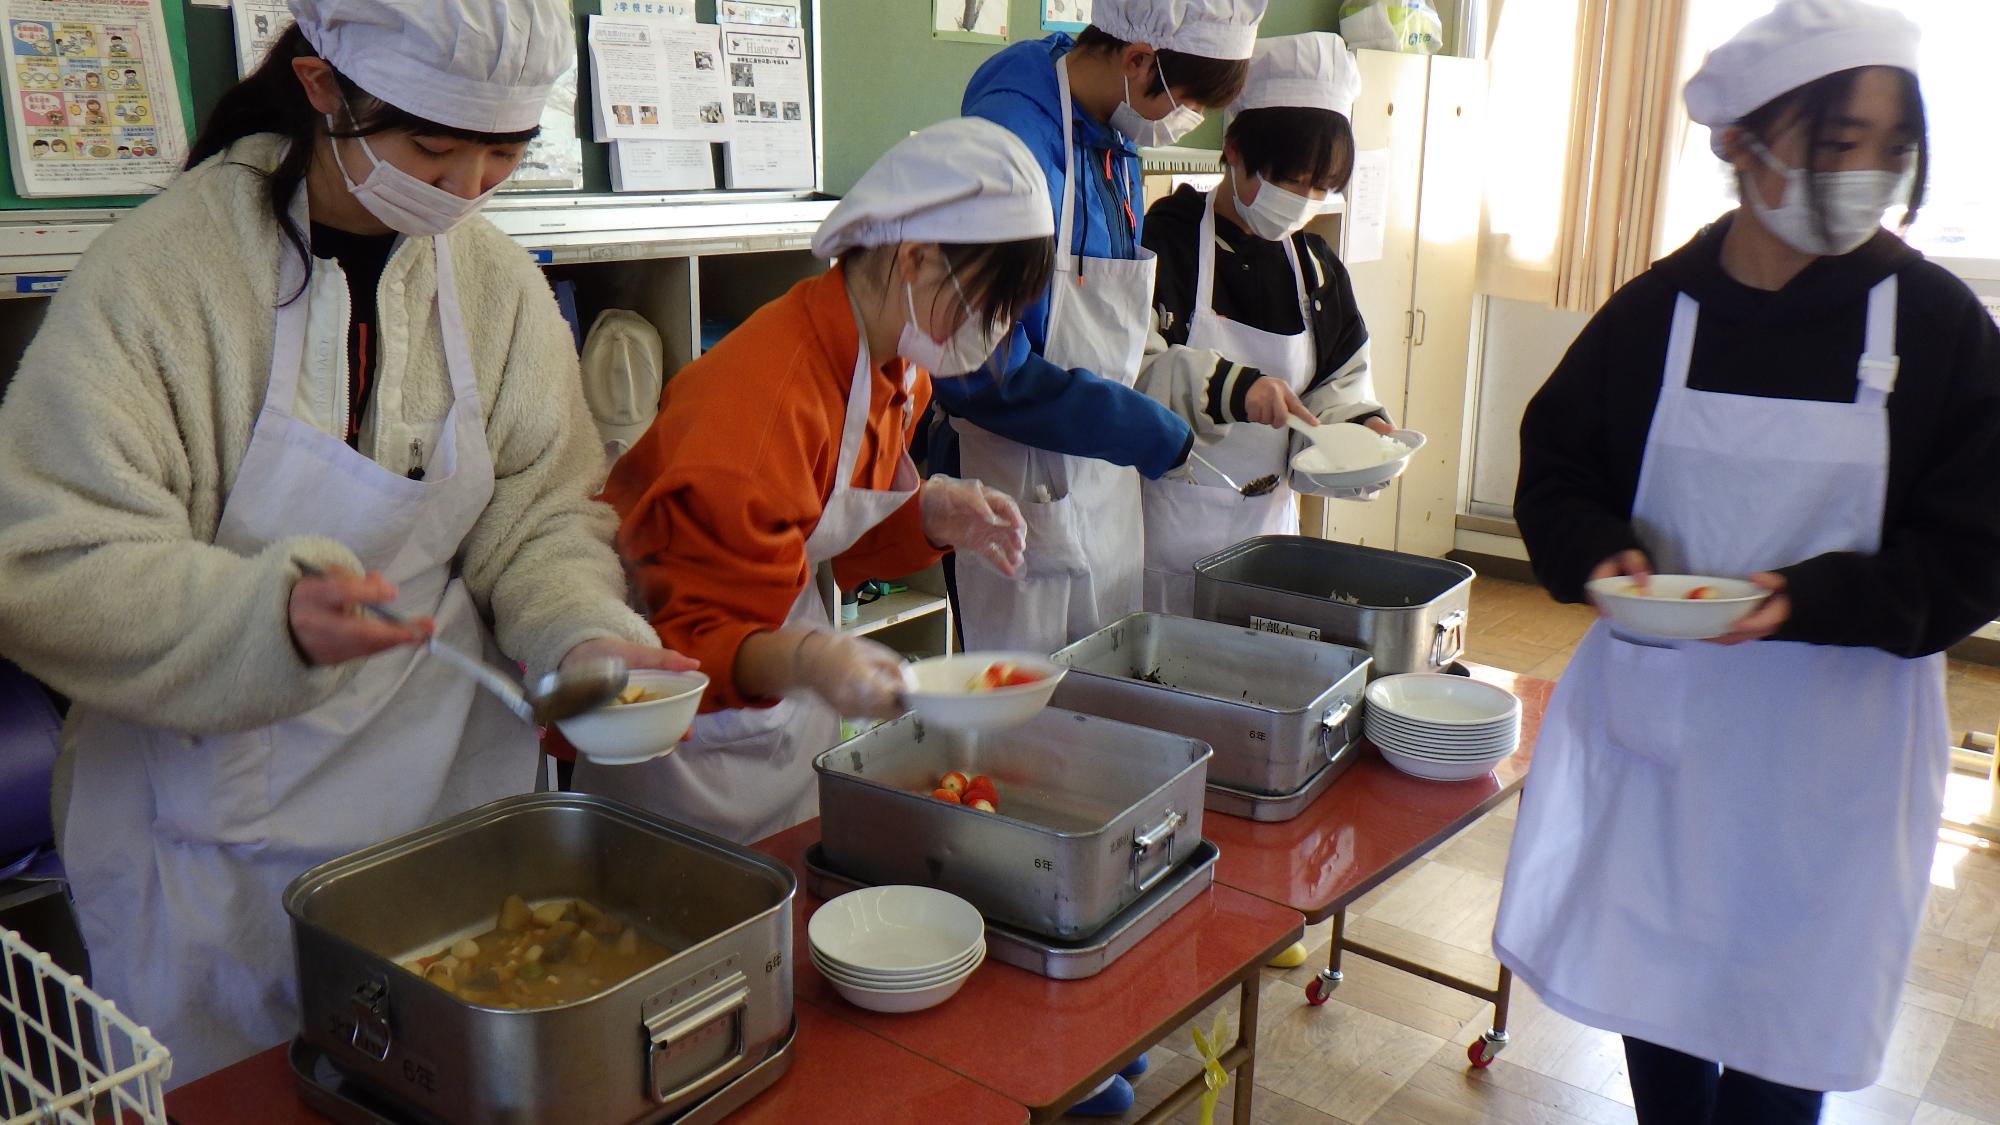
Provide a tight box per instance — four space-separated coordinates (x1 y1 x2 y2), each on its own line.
348 978 392 1062
1432 610 1467 668
646 971 750 1106
1317 700 1355 760
1132 809 1186 894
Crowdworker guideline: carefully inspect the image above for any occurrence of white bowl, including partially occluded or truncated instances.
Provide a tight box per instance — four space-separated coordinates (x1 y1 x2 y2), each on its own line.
1585 574 1767 641
812 938 985 985
1378 733 1517 759
1366 674 1520 729
553 670 708 765
1379 744 1515 781
1291 428 1426 494
820 947 985 1014
807 885 986 977
1371 733 1521 761
1365 713 1520 748
901 653 1066 735
812 941 985 988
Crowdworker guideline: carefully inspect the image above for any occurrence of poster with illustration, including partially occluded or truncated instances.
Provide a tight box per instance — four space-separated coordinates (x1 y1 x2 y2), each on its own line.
933 0 1005 43
1041 0 1090 33
0 0 184 195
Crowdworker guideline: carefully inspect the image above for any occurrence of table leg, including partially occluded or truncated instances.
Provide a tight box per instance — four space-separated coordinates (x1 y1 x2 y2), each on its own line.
1134 970 1261 1125
1307 912 1516 1068
1305 909 1345 1006
1232 972 1259 1122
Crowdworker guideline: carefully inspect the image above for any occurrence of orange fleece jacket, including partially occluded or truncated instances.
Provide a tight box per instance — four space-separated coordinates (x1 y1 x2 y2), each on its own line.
604 266 942 712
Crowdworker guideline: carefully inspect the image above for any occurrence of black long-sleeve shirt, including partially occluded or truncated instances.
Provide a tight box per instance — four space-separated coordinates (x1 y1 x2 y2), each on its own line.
1516 215 2000 657
1143 184 1376 425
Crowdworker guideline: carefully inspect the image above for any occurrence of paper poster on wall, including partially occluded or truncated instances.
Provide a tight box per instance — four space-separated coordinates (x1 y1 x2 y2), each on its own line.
1342 147 1390 265
611 139 714 192
600 1 693 18
505 66 583 192
721 26 809 189
934 0 1006 43
1042 0 1091 33
230 0 290 77
1 0 188 198
720 0 799 27
588 13 728 144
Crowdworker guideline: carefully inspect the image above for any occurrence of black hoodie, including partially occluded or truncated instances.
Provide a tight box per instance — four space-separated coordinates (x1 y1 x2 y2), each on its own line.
1515 214 2000 658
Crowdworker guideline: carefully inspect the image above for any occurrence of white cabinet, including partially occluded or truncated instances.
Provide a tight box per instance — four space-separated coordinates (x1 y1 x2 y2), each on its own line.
1301 50 1487 560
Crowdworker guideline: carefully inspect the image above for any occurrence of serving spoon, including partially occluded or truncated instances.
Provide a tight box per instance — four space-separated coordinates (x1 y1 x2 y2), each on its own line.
294 562 627 725
1188 450 1279 498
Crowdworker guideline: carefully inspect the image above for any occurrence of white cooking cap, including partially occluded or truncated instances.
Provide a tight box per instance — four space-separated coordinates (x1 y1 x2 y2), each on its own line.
1231 32 1362 120
812 118 1054 259
290 0 574 134
581 310 664 451
1685 0 1920 157
1092 0 1268 61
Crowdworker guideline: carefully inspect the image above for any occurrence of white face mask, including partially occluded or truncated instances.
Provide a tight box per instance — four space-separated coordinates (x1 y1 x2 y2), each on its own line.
1109 55 1203 147
326 110 498 237
898 261 1010 377
1232 171 1320 242
1743 138 1903 257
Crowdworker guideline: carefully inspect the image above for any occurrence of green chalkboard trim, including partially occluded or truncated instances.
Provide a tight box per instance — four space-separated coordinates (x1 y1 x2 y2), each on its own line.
0 0 199 209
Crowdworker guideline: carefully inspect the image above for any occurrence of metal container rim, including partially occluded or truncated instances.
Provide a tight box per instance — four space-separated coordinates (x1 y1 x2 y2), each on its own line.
1192 535 1477 608
811 713 1213 842
283 793 797 1015
1052 613 1372 717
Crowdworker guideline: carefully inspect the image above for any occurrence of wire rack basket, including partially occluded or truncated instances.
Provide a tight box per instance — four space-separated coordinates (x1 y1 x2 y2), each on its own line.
2 926 170 1125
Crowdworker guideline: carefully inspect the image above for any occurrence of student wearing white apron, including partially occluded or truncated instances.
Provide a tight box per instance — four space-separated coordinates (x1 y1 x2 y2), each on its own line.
1139 33 1390 619
578 120 1045 844
935 0 1266 660
0 0 688 1086
1495 4 2000 1119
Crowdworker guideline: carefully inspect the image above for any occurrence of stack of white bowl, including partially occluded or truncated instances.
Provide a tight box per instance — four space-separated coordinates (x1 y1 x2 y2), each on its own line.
807 885 987 1014
1364 673 1522 781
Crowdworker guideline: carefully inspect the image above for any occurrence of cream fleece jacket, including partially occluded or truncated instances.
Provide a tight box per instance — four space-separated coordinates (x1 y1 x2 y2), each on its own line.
0 134 655 737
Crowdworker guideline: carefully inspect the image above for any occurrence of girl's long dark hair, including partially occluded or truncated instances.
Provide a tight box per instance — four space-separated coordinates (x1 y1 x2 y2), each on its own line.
186 25 539 302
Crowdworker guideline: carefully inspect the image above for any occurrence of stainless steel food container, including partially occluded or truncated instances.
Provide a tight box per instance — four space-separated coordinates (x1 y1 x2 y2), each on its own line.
813 708 1210 941
285 794 795 1125
1194 535 1475 676
1049 614 1370 797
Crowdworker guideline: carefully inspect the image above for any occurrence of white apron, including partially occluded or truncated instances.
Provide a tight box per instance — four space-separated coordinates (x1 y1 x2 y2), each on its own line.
1491 276 1948 1092
1142 189 1315 618
575 305 920 845
955 55 1158 655
60 226 531 1086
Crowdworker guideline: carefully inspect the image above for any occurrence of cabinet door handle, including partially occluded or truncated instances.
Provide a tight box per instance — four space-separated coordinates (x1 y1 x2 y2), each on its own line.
1412 309 1428 347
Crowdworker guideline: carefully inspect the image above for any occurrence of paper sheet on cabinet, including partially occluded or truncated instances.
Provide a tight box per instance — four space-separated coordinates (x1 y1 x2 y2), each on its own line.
1343 148 1390 265
229 0 289 76
611 139 714 192
721 26 809 189
1 0 187 197
588 13 728 143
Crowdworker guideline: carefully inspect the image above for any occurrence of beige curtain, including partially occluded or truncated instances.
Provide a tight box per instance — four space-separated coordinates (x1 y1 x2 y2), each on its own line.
1478 0 1687 312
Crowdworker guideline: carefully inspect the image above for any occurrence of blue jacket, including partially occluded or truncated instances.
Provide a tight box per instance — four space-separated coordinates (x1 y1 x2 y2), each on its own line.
927 35 1193 480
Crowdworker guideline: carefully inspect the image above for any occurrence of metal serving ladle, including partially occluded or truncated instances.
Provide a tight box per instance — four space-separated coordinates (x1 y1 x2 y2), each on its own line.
294 562 627 726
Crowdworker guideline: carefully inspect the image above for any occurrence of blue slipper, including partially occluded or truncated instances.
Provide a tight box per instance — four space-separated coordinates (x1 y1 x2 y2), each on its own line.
1069 1075 1135 1117
1119 1053 1149 1080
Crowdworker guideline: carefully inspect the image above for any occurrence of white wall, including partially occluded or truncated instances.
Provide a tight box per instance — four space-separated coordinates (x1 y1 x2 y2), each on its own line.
1466 296 1593 517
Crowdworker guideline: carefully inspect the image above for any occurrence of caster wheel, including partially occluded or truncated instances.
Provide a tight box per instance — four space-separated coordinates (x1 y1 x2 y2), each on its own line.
1305 975 1335 1006
1467 1035 1505 1068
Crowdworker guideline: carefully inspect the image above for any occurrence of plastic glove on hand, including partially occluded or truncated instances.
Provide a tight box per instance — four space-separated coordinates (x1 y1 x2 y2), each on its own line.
920 475 1027 577
793 631 908 720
